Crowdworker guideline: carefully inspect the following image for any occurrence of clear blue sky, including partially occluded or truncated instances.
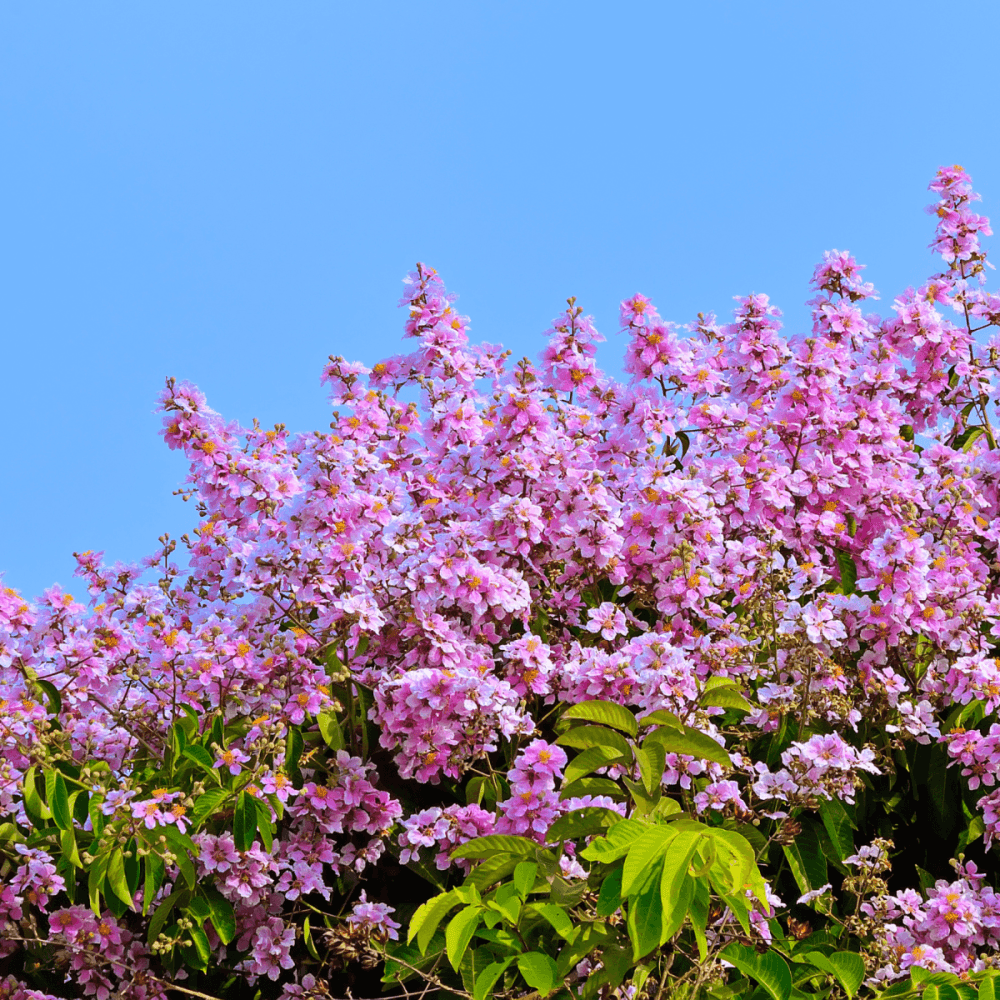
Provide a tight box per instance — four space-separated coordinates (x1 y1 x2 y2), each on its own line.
3 2 999 601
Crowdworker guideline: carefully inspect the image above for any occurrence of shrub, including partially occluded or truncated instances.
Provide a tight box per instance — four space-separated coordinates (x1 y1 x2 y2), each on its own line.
2 166 1000 1000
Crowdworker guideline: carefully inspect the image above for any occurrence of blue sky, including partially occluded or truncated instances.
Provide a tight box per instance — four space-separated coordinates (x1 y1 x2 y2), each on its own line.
3 2 999 600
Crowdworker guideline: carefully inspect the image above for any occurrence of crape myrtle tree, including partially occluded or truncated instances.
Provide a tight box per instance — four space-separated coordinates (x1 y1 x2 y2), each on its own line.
4 166 1000 1000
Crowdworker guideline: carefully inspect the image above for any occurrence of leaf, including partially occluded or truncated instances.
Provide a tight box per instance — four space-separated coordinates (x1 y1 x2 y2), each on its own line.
558 777 628 802
636 743 666 795
409 891 458 953
513 861 537 900
451 835 540 860
36 678 63 714
834 549 857 596
580 818 647 863
640 709 684 729
627 862 664 960
59 826 82 868
557 725 633 759
980 975 1000 1000
516 951 557 995
561 701 638 737
233 790 257 851
660 872 694 942
818 798 855 864
88 850 111 915
190 787 230 827
253 796 274 853
143 852 166 916
446 905 482 971
700 687 754 713
317 711 344 750
182 745 221 782
621 826 677 896
475 959 514 1000
596 866 623 917
563 745 629 786
721 944 792 1000
782 819 828 895
22 767 52 823
465 855 523 891
185 924 211 968
689 877 710 961
106 847 135 909
645 726 731 766
206 892 236 944
303 915 321 961
286 726 304 775
490 882 521 925
546 807 621 843
828 953 865 999
147 888 187 946
660 828 702 917
529 903 574 939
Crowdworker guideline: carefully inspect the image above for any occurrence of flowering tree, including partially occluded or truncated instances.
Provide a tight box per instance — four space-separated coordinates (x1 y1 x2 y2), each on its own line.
3 165 1000 1000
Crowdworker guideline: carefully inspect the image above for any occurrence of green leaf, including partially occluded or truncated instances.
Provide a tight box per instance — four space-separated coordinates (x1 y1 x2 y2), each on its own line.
465 855 523 891
557 725 633 759
563 745 629 786
721 943 792 1000
835 549 857 595
580 818 647 863
529 902 574 939
253 796 274 853
36 678 63 714
489 882 522 925
622 826 677 896
207 892 236 944
980 975 1000 1000
627 862 664 960
88 849 112 915
689 877 710 961
59 826 82 868
410 891 458 953
700 687 754 713
185 924 212 968
660 872 694 942
636 742 666 794
23 767 52 823
645 726 730 766
597 866 623 917
828 953 865 999
782 820 828 895
558 776 628 802
660 829 702 917
143 852 166 916
546 807 621 843
446 904 482 971
954 426 987 452
233 790 257 851
286 725 304 775
451 835 540 860
147 888 187 946
190 787 230 827
560 700 638 737
640 709 684 729
516 951 557 995
317 711 344 750
182 745 221 782
514 861 538 900
818 798 855 864
106 847 136 909
475 959 514 1000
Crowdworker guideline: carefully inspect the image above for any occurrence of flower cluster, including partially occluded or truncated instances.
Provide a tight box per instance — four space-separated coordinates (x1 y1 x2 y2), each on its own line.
3 165 1000 994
